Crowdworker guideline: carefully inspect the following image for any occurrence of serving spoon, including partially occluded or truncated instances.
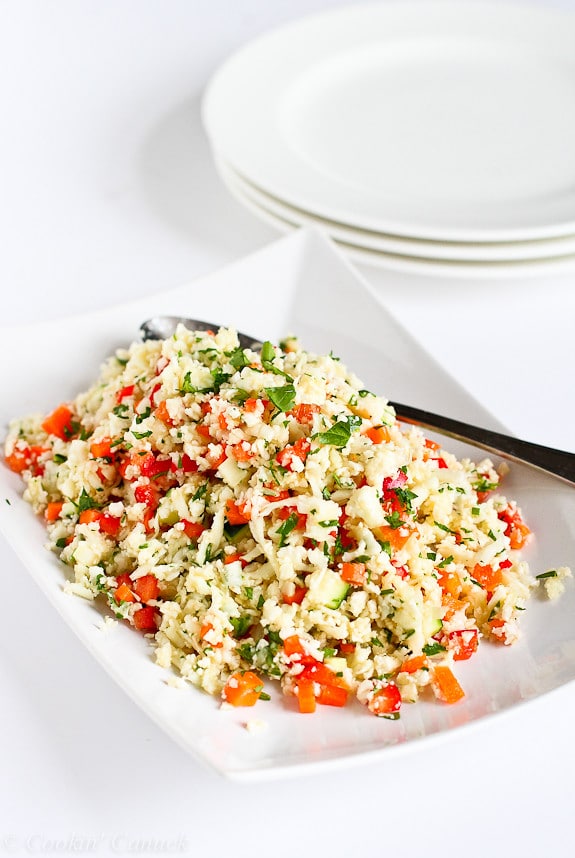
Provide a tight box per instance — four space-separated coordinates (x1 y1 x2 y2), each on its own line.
141 315 575 486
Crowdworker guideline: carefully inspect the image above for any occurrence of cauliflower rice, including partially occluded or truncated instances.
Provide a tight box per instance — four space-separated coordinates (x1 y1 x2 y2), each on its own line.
4 326 571 716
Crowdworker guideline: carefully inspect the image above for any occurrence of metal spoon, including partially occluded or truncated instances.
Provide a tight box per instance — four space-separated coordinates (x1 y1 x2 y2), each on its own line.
141 315 575 486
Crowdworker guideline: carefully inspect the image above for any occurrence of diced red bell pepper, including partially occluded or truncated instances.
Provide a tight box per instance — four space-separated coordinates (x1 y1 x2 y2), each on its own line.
382 470 407 491
317 684 348 707
289 403 320 425
134 483 159 510
340 562 367 586
368 682 402 716
90 437 113 459
180 454 198 473
282 585 307 605
196 424 212 440
299 661 348 690
225 499 250 525
222 671 263 707
140 454 172 478
155 400 173 425
498 505 531 550
181 520 205 541
275 437 311 471
448 629 479 661
116 385 135 403
283 635 305 656
431 665 465 703
133 574 159 603
472 563 502 590
115 582 136 603
296 679 316 714
277 505 307 530
42 405 75 440
99 513 122 537
230 442 253 462
133 605 159 632
364 425 392 445
398 655 427 674
44 501 64 522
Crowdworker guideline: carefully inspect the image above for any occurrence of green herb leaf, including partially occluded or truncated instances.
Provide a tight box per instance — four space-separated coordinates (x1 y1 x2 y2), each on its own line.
277 512 299 548
76 488 98 514
536 570 557 580
437 555 454 569
192 483 208 502
233 389 250 406
261 341 292 379
135 406 151 424
315 415 362 449
265 383 296 413
132 430 152 440
230 615 252 638
385 511 403 530
473 477 498 493
180 372 196 394
211 369 231 392
434 520 455 534
422 642 446 656
394 487 417 512
228 347 250 369
53 453 67 464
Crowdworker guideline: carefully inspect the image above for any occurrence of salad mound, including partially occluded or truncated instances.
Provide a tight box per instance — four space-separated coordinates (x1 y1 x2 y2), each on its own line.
5 326 570 717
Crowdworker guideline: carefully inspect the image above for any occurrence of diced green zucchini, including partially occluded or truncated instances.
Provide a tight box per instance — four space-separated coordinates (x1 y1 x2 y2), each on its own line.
157 508 179 526
424 614 443 638
224 523 251 544
312 570 349 609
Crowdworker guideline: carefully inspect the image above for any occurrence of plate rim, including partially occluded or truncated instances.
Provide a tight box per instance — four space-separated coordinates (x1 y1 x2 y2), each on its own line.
218 157 575 262
1 229 573 780
203 0 575 242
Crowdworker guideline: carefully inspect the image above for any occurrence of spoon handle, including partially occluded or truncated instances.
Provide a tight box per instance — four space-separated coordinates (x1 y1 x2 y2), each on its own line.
391 401 575 486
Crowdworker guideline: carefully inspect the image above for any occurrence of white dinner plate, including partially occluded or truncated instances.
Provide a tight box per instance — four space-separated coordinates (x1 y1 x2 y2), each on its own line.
218 158 575 262
203 2 575 242
1 230 574 780
217 160 575 279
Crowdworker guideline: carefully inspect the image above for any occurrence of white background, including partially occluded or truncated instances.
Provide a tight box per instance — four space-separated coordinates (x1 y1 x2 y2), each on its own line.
1 1 574 856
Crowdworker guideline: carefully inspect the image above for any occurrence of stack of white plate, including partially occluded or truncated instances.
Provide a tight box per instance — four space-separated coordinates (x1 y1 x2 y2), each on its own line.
202 2 575 278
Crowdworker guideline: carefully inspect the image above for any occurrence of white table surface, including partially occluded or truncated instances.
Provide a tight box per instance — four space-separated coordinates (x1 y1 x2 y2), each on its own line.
1 1 574 855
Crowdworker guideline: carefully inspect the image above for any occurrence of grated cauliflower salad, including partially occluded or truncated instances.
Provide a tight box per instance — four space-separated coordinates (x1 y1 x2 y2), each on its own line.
5 326 571 716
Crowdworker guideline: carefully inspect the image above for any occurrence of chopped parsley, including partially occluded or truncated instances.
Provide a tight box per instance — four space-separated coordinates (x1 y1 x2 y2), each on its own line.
228 347 250 369
314 415 362 449
265 383 296 413
422 642 446 656
75 488 99 514
385 511 403 530
276 512 299 547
